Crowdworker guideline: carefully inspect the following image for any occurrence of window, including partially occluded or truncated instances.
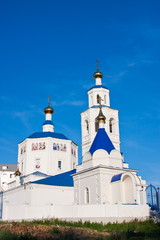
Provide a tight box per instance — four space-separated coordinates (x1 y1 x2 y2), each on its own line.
58 161 61 170
85 187 89 204
97 94 100 104
104 95 106 104
109 118 115 133
85 120 89 134
35 159 40 169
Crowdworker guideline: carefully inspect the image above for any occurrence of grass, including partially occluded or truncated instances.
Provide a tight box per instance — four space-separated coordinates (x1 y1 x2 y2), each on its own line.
0 219 159 239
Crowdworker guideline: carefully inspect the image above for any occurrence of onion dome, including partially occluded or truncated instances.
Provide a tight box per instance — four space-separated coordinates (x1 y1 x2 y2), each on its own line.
93 70 103 79
44 105 54 114
15 169 21 176
96 108 106 123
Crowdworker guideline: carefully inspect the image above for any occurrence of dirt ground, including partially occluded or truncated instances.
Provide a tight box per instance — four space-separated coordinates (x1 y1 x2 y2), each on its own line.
0 223 110 240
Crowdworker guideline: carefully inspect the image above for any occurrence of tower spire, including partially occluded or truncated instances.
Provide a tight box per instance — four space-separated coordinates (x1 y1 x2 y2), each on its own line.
96 59 99 71
48 96 51 106
43 97 54 132
93 60 103 85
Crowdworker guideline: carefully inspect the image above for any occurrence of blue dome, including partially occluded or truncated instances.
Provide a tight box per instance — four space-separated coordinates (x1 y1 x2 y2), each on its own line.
89 128 115 155
27 132 68 140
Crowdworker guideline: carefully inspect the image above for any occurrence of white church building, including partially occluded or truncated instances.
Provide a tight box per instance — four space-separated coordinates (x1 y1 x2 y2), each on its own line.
0 67 149 222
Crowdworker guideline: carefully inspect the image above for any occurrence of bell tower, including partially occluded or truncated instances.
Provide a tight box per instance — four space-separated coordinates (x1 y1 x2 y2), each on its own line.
81 62 120 156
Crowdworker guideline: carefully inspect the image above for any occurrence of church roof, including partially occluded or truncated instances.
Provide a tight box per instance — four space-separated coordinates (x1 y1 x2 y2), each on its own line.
27 132 68 140
43 120 54 126
89 128 115 155
111 173 123 182
31 169 76 187
88 85 108 91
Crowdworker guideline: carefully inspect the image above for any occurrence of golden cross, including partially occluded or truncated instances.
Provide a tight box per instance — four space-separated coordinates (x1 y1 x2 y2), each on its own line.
48 96 51 106
96 59 99 71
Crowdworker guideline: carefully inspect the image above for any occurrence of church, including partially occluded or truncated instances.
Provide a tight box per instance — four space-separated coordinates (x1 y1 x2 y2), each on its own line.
0 67 149 222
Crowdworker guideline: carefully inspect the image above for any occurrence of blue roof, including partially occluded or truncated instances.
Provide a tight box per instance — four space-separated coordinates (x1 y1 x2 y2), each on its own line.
27 132 68 140
43 120 54 126
89 128 115 155
88 85 108 91
111 173 123 182
32 169 76 187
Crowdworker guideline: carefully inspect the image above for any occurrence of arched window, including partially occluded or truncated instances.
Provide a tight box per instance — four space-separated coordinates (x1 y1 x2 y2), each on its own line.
85 120 89 133
109 118 115 133
85 187 89 204
97 94 100 104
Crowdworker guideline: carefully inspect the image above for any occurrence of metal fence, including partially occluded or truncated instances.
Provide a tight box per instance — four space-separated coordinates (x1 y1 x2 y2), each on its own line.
146 184 160 212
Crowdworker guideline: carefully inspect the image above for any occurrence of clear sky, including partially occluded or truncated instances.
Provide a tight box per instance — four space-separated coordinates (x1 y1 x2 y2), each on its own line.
0 0 160 186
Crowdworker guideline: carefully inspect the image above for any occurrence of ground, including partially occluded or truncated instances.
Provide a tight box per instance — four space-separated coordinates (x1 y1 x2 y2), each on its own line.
0 219 160 240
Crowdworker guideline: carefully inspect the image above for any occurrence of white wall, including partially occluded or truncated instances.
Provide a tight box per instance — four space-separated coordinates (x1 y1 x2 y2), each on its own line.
18 138 78 176
2 183 74 220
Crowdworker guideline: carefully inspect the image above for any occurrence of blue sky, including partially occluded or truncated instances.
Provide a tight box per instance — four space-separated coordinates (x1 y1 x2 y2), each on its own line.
0 0 160 186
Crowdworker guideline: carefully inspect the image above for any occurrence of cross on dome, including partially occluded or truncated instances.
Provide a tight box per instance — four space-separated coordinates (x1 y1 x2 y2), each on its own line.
93 60 103 80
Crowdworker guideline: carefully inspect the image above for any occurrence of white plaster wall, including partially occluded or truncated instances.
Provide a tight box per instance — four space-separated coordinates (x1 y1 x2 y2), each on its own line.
18 138 78 176
2 183 74 220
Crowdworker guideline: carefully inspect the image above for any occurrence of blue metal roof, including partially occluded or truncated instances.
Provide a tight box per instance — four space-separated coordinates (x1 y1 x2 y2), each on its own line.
111 173 123 182
43 120 54 126
27 132 68 140
89 128 115 155
32 169 76 187
88 85 108 91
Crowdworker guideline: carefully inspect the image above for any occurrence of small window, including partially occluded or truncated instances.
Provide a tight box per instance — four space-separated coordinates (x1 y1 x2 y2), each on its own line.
35 159 40 169
85 187 89 204
58 161 61 169
109 118 115 133
85 120 89 134
104 95 106 104
97 94 100 104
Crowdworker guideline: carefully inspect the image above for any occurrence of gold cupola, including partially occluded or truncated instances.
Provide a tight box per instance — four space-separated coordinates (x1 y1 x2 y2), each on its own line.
96 108 106 123
93 70 103 79
93 60 103 79
15 169 21 176
44 96 54 114
44 106 54 114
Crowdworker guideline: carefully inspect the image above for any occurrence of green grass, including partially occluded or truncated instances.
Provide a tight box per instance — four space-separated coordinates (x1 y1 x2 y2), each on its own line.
0 219 160 239
0 230 37 240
